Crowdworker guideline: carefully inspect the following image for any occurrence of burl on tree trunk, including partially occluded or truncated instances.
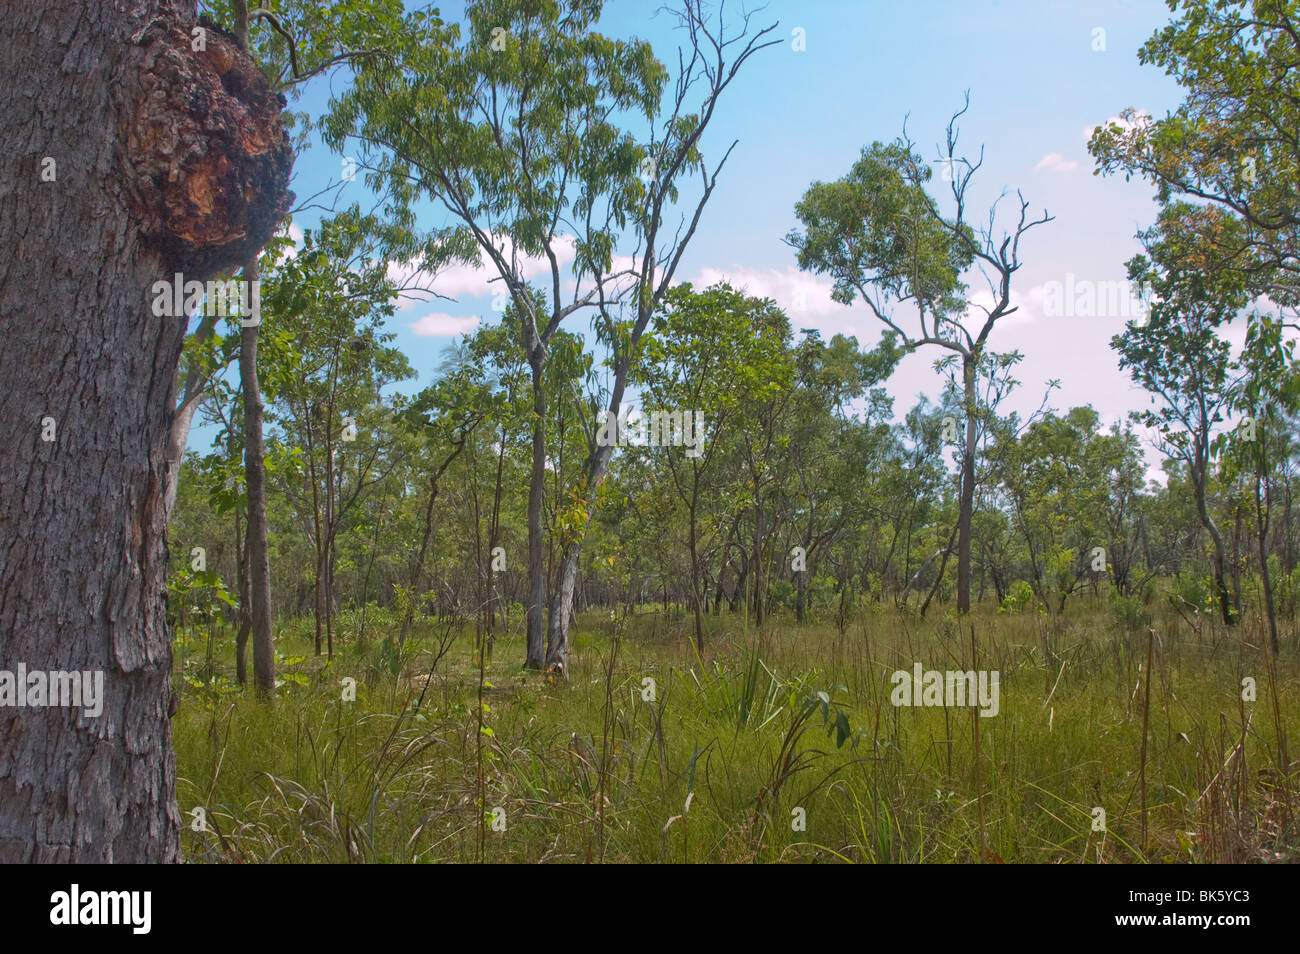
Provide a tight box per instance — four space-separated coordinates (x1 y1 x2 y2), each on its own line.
0 1 292 862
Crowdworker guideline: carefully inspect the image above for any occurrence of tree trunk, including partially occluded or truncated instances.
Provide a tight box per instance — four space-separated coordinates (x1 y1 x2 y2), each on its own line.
0 0 289 860
989 561 1006 606
1193 470 1237 626
545 542 581 672
543 334 648 674
732 551 748 613
229 428 250 685
1229 503 1244 619
689 485 705 646
235 507 250 685
921 521 960 618
795 564 807 623
752 499 765 626
320 405 337 659
902 548 944 603
1258 487 1281 655
714 513 742 615
1284 477 1294 574
469 442 484 639
544 442 616 674
313 549 329 652
1209 523 1235 625
307 416 324 654
399 474 440 648
240 261 276 693
526 354 547 669
957 354 977 614
487 429 506 635
794 523 812 624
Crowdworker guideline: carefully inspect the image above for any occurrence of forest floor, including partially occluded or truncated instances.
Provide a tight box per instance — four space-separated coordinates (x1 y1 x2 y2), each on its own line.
171 600 1299 862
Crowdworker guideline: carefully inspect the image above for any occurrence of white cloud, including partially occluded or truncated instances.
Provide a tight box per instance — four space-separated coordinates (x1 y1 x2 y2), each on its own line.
1033 153 1078 174
410 312 481 337
388 234 578 302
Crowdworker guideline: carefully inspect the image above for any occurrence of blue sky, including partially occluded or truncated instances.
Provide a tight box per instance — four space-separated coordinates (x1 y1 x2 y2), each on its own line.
196 0 1191 467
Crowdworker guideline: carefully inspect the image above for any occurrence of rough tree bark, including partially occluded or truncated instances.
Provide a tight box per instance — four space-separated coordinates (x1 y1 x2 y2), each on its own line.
0 1 291 861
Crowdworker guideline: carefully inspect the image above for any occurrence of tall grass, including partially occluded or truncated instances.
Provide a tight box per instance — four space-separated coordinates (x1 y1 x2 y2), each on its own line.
172 597 1299 862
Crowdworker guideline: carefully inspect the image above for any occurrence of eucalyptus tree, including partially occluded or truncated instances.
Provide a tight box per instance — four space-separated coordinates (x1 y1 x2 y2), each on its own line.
166 0 432 695
541 328 606 590
1088 0 1300 296
464 319 537 634
732 311 797 626
1225 314 1300 653
395 352 495 647
1090 0 1300 631
634 283 792 642
789 97 1052 613
192 365 273 685
994 407 1144 616
782 332 899 621
264 216 413 656
1116 203 1252 625
881 400 949 601
324 0 777 673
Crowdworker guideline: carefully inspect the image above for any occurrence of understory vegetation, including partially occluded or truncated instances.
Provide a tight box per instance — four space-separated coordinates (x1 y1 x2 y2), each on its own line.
173 597 1297 864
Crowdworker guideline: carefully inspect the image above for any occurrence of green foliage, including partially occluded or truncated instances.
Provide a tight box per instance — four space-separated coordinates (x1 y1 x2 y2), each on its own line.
788 140 973 321
1107 591 1151 633
1088 0 1300 300
999 580 1036 615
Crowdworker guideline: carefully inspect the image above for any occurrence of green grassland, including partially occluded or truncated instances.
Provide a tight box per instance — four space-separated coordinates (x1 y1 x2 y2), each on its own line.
172 599 1297 863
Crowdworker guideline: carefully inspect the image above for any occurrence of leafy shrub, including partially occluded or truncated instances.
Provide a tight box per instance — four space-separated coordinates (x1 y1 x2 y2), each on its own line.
999 580 1036 614
1108 591 1150 632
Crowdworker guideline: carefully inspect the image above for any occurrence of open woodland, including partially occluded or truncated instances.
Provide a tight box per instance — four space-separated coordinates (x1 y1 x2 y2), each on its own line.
1 0 1298 867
